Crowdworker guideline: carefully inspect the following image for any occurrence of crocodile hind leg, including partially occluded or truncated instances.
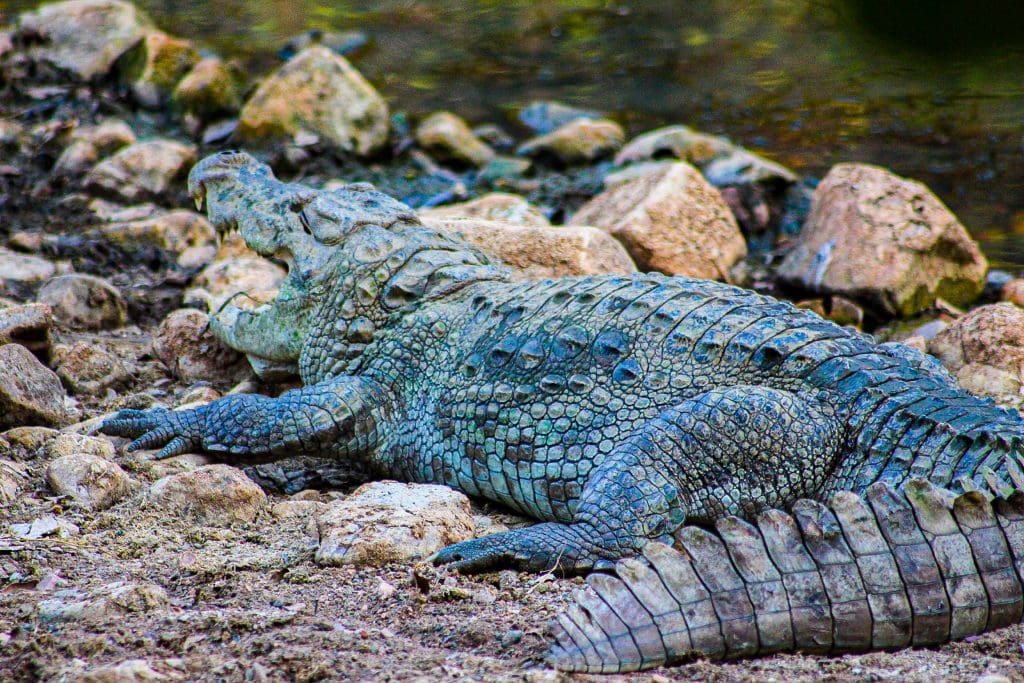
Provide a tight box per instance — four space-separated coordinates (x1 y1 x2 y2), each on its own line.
431 385 847 573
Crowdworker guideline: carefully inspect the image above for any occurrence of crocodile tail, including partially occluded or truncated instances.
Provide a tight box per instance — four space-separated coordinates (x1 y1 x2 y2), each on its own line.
547 471 1024 673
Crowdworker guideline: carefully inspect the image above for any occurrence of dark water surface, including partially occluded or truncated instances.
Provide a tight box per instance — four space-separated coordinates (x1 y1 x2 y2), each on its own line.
7 0 1024 267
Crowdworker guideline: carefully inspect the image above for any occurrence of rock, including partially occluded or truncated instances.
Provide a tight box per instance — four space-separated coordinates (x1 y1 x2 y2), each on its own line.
518 101 601 135
0 303 51 355
51 341 131 395
85 140 196 202
615 125 734 167
0 247 57 286
423 217 635 280
71 118 137 153
518 118 624 166
316 481 475 566
0 459 29 505
0 344 71 428
0 426 60 457
48 433 116 460
1002 278 1024 307
172 57 247 120
702 149 798 187
420 193 549 227
271 500 324 519
152 309 247 384
36 274 126 330
47 453 134 509
73 658 175 682
8 231 43 253
279 29 368 60
117 30 199 109
929 303 1024 399
238 46 389 157
38 582 168 623
568 162 746 279
148 464 266 525
184 257 286 312
53 140 100 177
477 156 532 186
778 163 987 318
415 112 494 167
16 0 153 80
10 514 79 540
96 210 216 256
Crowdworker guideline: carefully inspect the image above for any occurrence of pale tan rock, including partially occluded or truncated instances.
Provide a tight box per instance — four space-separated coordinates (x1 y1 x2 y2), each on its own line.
73 658 177 683
96 210 216 255
53 140 100 177
238 46 389 157
929 303 1024 399
568 161 746 279
420 193 549 227
1002 278 1024 307
185 257 286 313
52 341 131 395
48 433 116 460
38 582 168 624
70 118 137 153
16 0 153 80
152 309 247 384
778 163 987 318
85 140 196 202
415 111 494 167
271 500 325 519
518 118 624 165
0 344 71 428
148 464 266 525
117 30 199 108
703 148 798 187
424 217 636 280
316 481 475 566
615 124 734 167
172 57 247 120
37 274 126 330
47 453 134 509
0 247 57 285
0 459 29 504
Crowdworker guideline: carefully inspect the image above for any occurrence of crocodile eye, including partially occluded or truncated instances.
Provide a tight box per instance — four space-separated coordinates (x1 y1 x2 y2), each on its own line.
298 209 313 236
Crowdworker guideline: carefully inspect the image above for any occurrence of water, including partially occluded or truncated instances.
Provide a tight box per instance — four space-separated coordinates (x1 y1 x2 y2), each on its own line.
6 0 1024 267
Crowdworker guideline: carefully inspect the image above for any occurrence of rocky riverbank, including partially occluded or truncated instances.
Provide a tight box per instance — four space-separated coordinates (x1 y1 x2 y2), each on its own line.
1 1 1024 681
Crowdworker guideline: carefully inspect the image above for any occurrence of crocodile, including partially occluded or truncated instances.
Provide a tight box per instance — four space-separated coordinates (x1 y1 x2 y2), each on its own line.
101 150 1024 672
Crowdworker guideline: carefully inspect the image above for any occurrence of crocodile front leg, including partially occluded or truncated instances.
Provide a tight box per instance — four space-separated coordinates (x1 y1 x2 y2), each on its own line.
100 375 387 462
431 386 846 573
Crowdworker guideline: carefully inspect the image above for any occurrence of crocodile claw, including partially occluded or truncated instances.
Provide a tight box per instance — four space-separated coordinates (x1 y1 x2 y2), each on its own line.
100 407 202 459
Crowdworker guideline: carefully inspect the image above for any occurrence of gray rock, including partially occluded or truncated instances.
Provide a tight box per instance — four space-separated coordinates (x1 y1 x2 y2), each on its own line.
315 481 475 566
16 0 153 80
0 247 56 286
0 343 71 428
37 581 168 623
518 100 601 134
614 124 734 167
36 274 126 330
85 140 196 202
148 464 266 525
0 303 52 356
47 453 134 509
0 459 29 505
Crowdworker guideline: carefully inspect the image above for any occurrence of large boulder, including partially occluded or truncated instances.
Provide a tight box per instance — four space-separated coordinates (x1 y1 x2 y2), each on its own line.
423 217 636 280
928 303 1024 400
85 139 196 202
778 163 987 318
0 343 71 428
238 46 389 157
568 161 746 279
16 0 152 80
315 481 475 566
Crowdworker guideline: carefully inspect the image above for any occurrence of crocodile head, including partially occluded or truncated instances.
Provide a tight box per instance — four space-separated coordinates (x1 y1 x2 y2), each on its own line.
188 150 419 276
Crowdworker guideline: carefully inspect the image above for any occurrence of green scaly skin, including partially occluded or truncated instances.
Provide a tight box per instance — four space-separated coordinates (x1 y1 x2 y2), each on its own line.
102 151 1024 576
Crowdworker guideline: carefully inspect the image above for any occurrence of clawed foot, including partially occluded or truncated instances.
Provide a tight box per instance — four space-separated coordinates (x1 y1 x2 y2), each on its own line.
428 523 617 574
100 407 205 459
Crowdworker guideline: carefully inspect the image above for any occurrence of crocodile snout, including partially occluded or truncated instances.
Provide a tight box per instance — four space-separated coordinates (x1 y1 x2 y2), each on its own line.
187 150 264 212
